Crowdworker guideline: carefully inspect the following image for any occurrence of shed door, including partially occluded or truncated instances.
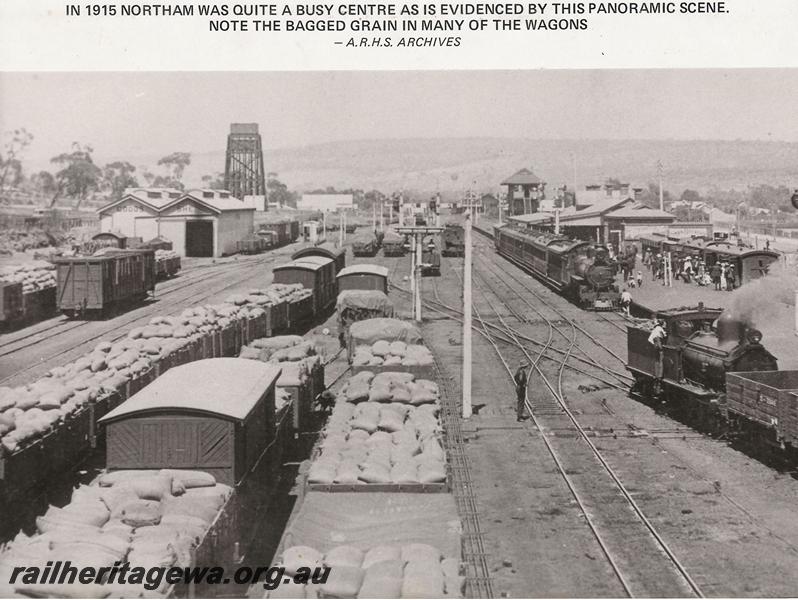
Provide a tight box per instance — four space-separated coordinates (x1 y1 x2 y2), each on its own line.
186 220 214 257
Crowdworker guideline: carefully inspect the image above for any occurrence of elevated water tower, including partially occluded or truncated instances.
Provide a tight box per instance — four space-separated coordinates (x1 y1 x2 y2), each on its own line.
224 123 266 203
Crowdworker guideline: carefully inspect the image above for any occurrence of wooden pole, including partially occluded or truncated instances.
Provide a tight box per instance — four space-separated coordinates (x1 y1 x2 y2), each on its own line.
463 211 472 419
415 234 422 321
658 160 664 212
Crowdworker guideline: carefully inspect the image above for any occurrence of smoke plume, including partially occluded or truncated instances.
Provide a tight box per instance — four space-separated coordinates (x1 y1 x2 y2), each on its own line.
728 261 798 328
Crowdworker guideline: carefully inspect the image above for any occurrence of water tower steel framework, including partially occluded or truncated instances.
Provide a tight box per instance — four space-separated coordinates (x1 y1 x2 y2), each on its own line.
224 123 266 203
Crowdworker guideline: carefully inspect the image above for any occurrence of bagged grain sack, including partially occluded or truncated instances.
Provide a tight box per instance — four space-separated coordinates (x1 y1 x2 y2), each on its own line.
308 461 337 485
49 531 130 560
390 462 419 484
378 410 404 433
117 499 162 527
159 513 209 540
99 469 159 487
359 462 391 484
333 461 361 484
16 582 109 599
367 356 384 366
117 474 174 501
318 565 364 598
324 545 365 569
345 381 370 403
357 561 403 599
390 383 412 404
362 546 402 570
371 340 391 357
162 494 218 524
350 371 375 384
347 429 370 443
282 546 323 576
101 521 134 542
417 459 447 484
401 566 444 598
351 412 378 434
43 503 109 528
160 469 216 489
368 383 392 403
265 580 307 599
71 483 105 505
239 346 261 360
444 576 466 598
401 544 441 565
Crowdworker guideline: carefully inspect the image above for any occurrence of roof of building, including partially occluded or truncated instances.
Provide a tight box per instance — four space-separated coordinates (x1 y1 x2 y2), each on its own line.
508 212 554 225
501 168 543 186
98 358 280 423
177 189 252 212
97 188 183 213
606 206 675 220
337 264 389 279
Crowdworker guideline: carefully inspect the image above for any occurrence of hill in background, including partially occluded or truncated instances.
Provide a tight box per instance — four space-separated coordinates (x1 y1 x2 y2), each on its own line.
175 137 798 195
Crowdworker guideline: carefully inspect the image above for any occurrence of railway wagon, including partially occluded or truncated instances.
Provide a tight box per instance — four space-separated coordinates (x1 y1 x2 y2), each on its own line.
421 247 441 276
273 256 337 318
699 241 779 286
0 281 23 325
236 233 268 255
90 231 143 250
442 223 465 257
337 264 389 294
382 234 406 256
15 359 286 598
494 225 619 309
154 253 181 280
292 242 347 275
52 249 156 317
258 220 299 247
141 235 173 251
0 283 59 328
726 370 798 453
352 238 379 257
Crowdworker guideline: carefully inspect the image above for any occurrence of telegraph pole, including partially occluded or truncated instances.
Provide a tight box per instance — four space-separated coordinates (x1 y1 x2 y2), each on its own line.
463 209 472 419
415 234 422 321
657 160 664 211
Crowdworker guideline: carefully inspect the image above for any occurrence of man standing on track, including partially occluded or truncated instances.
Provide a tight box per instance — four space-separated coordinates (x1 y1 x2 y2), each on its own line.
514 363 530 422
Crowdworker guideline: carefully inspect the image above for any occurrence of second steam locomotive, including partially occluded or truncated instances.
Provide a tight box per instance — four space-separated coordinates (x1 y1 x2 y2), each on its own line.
493 225 620 310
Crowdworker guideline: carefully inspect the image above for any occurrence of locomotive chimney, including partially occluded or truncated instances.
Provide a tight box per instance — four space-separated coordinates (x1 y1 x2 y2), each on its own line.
717 310 745 345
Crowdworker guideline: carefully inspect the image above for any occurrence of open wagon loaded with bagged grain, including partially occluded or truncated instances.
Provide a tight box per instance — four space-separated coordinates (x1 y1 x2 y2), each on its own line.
0 358 286 599
0 262 58 327
347 318 436 379
239 335 326 440
306 369 447 492
0 293 287 532
257 492 465 599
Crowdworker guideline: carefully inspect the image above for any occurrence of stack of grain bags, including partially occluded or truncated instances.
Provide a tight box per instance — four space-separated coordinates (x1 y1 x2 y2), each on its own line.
227 283 313 309
239 335 323 411
0 469 231 598
270 543 464 598
0 262 56 293
308 371 446 486
348 318 433 367
0 301 268 455
153 249 179 262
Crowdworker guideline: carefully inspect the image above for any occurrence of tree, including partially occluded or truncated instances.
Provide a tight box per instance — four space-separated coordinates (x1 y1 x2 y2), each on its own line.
201 172 226 190
103 161 138 198
0 128 34 192
156 152 191 189
31 170 57 196
637 182 673 210
51 142 102 201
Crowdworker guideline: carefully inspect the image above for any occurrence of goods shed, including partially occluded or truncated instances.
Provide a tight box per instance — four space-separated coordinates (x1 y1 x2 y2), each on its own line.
99 358 281 486
97 188 254 258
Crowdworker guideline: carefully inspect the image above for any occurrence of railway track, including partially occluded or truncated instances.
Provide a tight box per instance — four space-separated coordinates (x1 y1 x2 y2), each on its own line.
467 261 705 597
0 255 279 386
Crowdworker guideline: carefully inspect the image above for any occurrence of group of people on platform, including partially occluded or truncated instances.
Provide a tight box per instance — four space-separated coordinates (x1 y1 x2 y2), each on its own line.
641 249 738 291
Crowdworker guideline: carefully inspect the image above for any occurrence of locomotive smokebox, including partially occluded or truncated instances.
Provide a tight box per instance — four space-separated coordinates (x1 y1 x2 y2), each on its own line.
717 310 745 345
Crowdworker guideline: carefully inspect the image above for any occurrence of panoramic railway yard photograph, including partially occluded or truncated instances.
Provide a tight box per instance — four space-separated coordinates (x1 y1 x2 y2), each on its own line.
2 69 798 599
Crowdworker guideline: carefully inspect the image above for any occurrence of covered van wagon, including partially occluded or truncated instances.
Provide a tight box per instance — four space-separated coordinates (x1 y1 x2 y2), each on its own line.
273 256 337 316
292 242 347 274
337 264 389 294
99 358 281 486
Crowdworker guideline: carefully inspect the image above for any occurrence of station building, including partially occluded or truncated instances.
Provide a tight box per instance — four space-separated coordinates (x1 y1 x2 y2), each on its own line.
98 188 255 257
509 193 675 249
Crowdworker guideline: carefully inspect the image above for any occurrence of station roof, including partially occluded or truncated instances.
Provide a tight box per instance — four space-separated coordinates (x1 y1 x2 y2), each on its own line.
607 206 675 220
337 264 389 279
99 358 280 424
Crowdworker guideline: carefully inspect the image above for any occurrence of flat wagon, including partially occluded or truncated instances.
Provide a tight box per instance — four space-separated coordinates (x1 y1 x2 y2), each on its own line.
52 249 156 317
442 223 465 257
352 238 379 257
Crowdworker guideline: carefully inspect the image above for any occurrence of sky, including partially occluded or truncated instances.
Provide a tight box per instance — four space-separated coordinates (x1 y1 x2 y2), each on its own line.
2 69 798 169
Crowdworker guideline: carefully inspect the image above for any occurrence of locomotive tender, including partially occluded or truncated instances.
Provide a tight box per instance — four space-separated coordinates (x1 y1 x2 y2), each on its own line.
493 224 620 310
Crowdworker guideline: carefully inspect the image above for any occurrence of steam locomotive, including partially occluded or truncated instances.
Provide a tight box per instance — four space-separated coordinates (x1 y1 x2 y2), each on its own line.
493 225 620 310
627 304 780 436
